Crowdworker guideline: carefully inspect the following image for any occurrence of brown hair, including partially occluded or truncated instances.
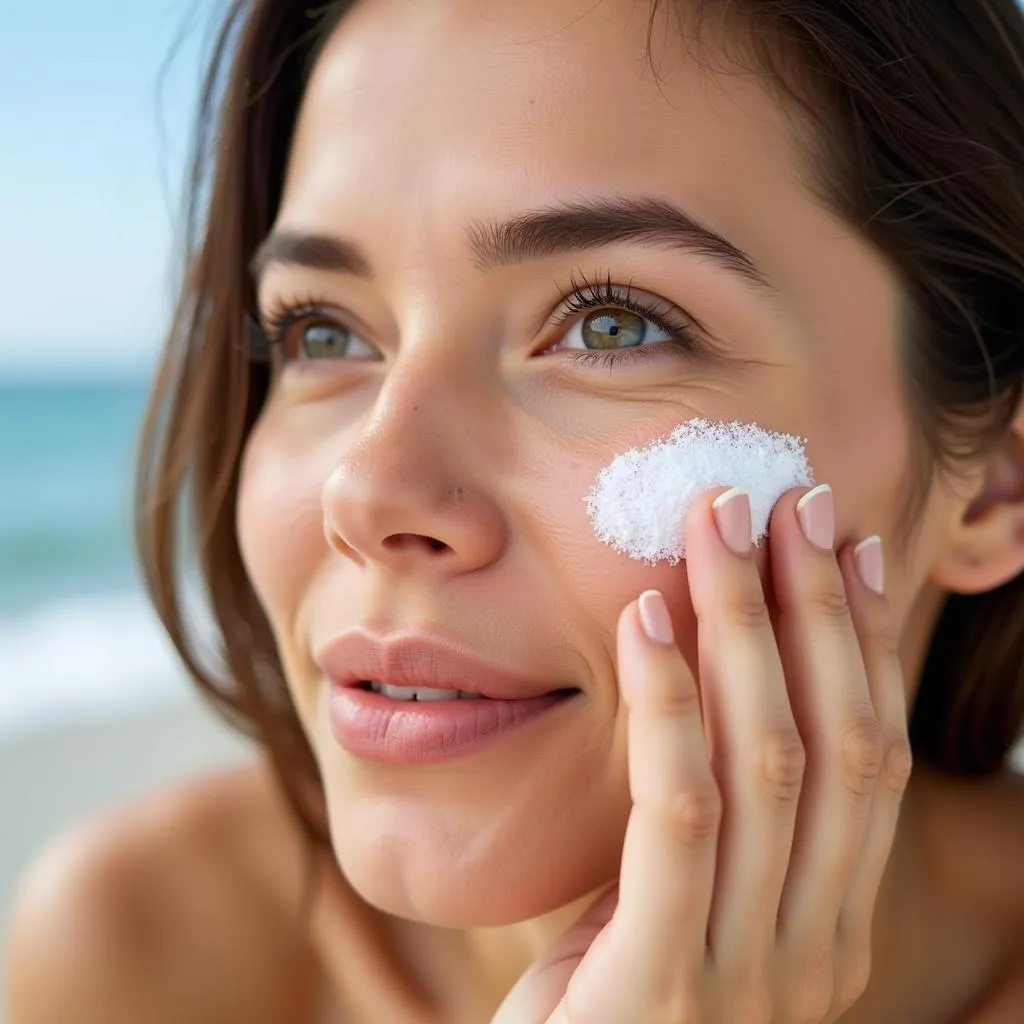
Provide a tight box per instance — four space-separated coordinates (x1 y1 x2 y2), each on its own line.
135 0 1024 865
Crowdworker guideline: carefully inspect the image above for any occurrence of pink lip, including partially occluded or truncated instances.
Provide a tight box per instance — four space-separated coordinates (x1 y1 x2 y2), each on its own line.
313 630 569 700
327 686 576 764
314 630 579 764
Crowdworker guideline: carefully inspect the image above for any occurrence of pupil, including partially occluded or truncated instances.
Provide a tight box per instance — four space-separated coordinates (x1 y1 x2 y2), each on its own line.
581 309 645 350
303 323 348 358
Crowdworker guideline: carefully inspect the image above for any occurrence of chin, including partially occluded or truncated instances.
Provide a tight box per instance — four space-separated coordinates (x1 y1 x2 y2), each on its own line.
327 819 621 928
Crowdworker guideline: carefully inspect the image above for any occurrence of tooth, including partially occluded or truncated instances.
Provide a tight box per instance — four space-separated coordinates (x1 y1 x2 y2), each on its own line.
369 682 468 701
458 691 482 699
377 682 418 700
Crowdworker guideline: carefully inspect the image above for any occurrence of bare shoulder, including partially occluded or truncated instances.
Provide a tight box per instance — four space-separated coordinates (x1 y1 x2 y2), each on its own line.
4 760 325 1024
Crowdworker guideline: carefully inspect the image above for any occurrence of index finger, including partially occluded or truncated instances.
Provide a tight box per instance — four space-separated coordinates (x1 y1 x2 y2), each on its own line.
606 592 719 999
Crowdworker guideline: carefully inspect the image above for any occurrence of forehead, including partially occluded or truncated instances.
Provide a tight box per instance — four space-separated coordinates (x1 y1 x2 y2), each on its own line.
279 0 813 238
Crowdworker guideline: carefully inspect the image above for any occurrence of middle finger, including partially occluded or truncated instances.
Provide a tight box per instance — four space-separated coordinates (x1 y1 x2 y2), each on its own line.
769 484 883 953
683 485 804 970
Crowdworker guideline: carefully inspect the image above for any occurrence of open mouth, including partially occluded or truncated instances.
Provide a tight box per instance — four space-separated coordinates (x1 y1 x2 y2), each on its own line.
356 681 579 702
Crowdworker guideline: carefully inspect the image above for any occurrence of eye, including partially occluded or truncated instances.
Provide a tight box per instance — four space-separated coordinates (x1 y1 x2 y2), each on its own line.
257 300 379 364
298 320 376 361
561 308 673 351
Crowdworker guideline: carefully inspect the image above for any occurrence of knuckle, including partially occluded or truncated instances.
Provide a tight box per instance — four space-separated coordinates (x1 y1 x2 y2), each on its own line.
840 718 885 798
883 735 914 794
658 783 723 845
651 680 703 720
757 728 807 803
723 589 771 630
807 582 851 622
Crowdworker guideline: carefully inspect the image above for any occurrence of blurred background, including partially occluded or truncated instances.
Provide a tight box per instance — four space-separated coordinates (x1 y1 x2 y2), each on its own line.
2 2 1024 1018
0 0 252 1000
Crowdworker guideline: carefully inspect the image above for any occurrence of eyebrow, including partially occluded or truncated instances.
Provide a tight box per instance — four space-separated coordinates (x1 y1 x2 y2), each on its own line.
250 196 773 293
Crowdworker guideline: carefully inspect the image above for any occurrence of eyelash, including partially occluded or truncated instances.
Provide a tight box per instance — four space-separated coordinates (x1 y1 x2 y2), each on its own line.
255 270 704 369
550 270 703 369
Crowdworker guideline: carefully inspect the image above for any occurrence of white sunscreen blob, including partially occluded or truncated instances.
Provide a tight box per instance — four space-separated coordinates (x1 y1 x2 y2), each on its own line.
585 418 815 564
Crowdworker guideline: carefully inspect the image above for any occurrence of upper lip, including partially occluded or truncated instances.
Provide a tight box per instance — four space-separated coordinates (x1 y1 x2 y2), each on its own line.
313 630 571 700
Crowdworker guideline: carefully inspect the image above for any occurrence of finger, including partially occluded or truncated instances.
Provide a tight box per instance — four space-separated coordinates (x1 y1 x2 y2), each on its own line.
768 486 883 955
682 487 802 972
835 537 913 955
601 591 719 1006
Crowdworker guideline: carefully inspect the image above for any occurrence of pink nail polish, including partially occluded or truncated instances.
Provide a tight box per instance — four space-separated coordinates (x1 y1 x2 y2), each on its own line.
855 536 885 595
711 488 752 556
638 590 675 646
796 485 835 551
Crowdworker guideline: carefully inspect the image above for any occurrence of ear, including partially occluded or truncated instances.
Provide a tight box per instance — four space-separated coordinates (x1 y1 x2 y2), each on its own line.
929 401 1024 596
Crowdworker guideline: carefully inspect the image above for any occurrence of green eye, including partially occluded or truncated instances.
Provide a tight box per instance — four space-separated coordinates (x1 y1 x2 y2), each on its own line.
579 309 652 349
302 322 353 359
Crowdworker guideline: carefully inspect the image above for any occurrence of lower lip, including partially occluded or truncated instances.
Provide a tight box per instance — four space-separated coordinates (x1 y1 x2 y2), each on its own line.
328 685 577 764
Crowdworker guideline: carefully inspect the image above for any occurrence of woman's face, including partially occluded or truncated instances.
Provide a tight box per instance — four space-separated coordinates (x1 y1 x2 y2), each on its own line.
236 0 960 926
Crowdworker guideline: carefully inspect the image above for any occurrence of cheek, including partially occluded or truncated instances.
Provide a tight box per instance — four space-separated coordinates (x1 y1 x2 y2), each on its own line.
236 422 326 626
801 409 917 621
522 445 723 684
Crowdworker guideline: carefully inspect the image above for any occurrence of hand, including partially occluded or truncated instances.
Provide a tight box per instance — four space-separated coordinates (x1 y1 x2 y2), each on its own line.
492 484 913 1024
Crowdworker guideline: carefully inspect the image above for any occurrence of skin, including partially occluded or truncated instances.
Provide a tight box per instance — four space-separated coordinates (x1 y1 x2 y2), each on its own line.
229 0 1024 1015
6 0 1024 1021
240 0 1022 956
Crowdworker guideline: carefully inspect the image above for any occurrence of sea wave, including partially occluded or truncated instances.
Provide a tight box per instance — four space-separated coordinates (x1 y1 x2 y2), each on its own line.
0 588 196 742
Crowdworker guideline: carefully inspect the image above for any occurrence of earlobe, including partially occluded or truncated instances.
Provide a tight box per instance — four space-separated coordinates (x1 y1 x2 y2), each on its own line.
928 408 1024 596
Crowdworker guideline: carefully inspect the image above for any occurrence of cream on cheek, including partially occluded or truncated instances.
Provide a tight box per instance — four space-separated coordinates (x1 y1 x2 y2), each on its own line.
586 418 817 563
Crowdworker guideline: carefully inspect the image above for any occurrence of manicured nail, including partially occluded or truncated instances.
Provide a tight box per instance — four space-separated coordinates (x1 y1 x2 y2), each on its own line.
796 484 835 551
712 488 752 556
855 536 885 595
638 590 675 646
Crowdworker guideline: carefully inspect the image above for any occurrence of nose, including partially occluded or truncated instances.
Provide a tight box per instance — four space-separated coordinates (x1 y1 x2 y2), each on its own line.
321 394 508 577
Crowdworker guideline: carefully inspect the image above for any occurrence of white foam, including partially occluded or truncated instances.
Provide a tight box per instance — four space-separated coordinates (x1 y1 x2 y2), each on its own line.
585 418 815 564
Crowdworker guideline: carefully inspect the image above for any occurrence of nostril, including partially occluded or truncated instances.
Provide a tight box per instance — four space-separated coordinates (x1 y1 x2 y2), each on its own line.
381 533 452 554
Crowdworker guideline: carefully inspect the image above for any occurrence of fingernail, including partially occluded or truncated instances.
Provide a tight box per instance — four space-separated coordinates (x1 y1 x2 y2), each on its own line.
796 484 835 551
638 590 675 646
855 536 885 595
711 488 752 556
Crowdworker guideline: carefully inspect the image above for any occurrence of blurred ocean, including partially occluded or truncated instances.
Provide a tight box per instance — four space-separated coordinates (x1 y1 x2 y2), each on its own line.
0 377 189 741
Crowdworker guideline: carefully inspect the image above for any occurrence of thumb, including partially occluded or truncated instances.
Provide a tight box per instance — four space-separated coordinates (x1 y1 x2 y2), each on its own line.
490 885 620 1024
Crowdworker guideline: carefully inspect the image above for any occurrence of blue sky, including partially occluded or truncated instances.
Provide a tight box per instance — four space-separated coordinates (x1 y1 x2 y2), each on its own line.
0 0 207 376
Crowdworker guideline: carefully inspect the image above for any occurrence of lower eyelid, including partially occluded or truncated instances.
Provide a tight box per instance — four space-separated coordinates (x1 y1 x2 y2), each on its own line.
562 338 691 367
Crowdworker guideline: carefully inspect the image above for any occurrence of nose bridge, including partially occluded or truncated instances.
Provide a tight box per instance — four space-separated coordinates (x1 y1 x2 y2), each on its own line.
353 348 476 474
321 351 507 574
